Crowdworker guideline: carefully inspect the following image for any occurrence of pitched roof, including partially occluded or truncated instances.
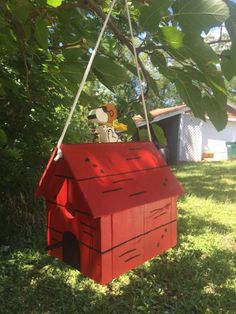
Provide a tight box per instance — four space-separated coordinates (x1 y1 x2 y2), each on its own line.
134 103 236 126
37 142 184 218
133 104 188 126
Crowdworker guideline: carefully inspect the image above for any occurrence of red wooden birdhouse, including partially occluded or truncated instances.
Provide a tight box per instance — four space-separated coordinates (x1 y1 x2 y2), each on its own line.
36 142 184 285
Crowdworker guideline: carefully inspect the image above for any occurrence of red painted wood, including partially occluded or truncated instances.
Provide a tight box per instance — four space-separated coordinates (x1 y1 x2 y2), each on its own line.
78 166 184 218
109 206 144 247
143 221 177 261
38 142 184 285
36 148 68 198
144 198 174 232
112 236 144 279
100 220 177 284
57 142 167 180
36 142 167 198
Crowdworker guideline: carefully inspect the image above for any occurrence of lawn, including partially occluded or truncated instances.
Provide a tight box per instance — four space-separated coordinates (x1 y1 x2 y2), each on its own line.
1 161 236 314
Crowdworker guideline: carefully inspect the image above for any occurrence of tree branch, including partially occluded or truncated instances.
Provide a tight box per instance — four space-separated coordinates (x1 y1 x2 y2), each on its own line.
206 39 231 45
86 0 148 80
49 39 86 51
55 0 150 94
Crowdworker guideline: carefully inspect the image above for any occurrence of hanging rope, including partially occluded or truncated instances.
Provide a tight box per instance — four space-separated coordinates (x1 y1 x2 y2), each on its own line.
124 0 152 142
54 0 151 161
54 0 118 161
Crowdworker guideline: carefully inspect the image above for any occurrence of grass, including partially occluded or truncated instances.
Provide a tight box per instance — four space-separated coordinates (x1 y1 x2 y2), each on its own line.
1 161 236 314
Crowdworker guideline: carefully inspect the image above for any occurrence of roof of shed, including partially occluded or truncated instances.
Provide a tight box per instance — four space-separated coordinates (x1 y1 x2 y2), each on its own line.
134 103 236 126
37 142 184 218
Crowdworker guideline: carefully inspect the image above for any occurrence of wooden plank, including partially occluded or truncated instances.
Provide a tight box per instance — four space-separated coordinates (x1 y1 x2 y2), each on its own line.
143 220 177 260
112 236 144 280
144 198 174 232
110 207 145 247
78 167 184 217
57 142 167 180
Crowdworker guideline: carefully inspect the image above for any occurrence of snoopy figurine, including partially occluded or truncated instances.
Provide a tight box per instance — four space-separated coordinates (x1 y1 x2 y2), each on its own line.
88 103 127 143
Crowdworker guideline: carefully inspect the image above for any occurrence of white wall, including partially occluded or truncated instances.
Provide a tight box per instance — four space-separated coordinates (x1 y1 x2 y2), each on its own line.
178 114 203 162
202 119 236 160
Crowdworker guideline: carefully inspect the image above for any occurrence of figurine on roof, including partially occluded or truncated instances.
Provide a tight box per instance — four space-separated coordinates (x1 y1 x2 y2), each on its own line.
88 103 127 143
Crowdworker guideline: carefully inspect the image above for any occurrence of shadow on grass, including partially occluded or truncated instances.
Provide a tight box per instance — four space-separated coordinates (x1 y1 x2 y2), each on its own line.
1 222 235 314
1 162 235 313
0 248 104 314
178 207 233 236
173 161 236 203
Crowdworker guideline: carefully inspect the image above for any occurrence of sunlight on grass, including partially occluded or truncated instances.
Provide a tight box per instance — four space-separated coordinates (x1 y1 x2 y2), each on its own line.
1 161 236 313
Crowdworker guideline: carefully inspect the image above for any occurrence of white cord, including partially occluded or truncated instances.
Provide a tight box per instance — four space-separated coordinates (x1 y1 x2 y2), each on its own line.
54 0 152 161
124 0 152 142
54 0 118 160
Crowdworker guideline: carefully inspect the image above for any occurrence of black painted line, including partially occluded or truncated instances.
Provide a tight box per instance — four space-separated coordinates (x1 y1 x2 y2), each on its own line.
47 227 99 253
82 230 94 238
126 156 141 161
112 178 133 184
102 188 123 194
55 174 74 180
128 147 142 151
149 210 166 218
46 241 63 251
54 165 169 182
124 254 141 262
102 219 176 254
129 191 146 197
47 219 177 255
150 204 171 214
153 212 167 220
79 221 96 230
52 237 60 242
46 200 90 216
47 226 63 234
119 248 136 257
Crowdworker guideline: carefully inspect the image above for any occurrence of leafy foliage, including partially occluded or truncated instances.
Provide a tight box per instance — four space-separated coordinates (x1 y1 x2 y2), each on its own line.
0 0 236 240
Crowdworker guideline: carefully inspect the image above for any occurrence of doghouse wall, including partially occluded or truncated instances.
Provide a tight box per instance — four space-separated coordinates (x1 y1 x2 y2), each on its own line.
46 193 178 284
99 197 177 284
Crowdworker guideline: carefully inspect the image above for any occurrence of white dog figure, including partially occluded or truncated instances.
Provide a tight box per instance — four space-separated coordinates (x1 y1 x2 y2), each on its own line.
88 103 127 143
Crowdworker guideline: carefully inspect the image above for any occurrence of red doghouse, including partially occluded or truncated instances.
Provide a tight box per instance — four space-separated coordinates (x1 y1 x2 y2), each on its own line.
36 142 184 284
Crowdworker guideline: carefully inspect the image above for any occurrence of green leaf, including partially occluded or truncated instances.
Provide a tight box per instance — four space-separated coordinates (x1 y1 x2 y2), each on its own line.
151 124 167 147
161 26 184 49
0 129 7 147
139 0 173 33
93 69 115 92
63 48 85 61
221 47 236 81
203 96 227 131
204 64 227 106
174 0 229 33
47 0 63 8
174 77 206 120
93 55 129 86
145 73 159 96
122 117 137 136
79 92 100 107
123 62 138 76
183 34 219 68
10 0 32 23
60 62 84 83
225 1 236 43
150 51 167 69
34 19 48 50
138 127 150 141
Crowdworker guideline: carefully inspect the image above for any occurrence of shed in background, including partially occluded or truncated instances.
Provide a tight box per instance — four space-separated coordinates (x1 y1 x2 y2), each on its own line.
134 103 236 163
